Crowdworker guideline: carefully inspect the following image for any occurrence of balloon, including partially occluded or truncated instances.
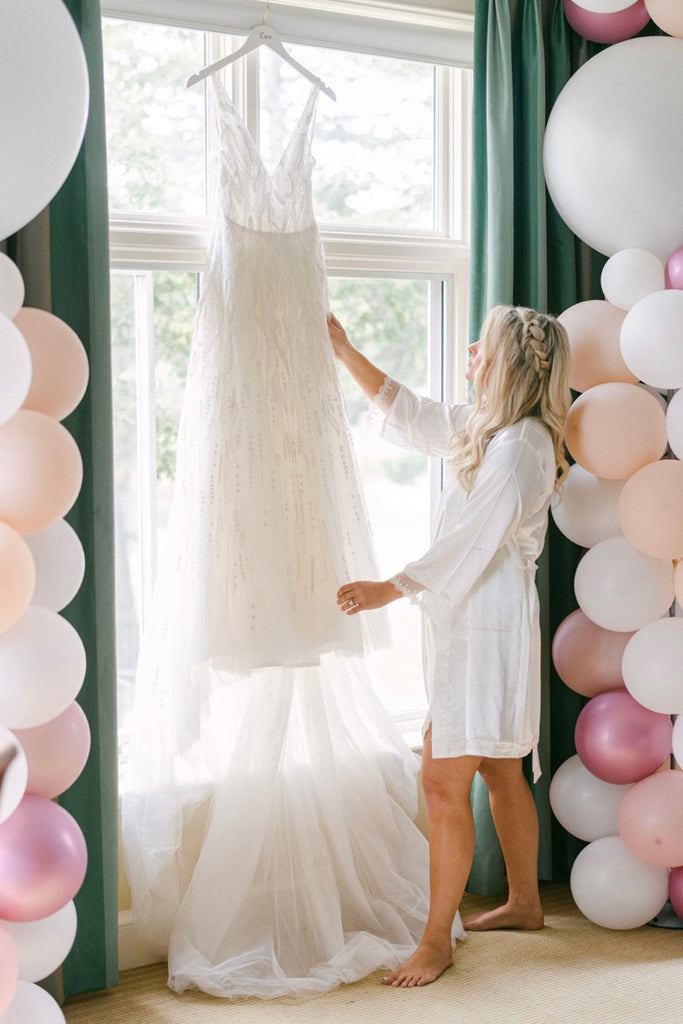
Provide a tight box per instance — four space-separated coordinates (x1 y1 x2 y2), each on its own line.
0 923 18 1016
0 522 35 633
618 460 683 561
666 388 683 460
601 248 665 311
0 0 88 241
0 313 32 428
0 796 87 923
24 519 85 613
15 309 89 421
0 729 27 825
563 0 650 43
575 537 674 633
549 754 631 841
670 866 683 920
645 0 683 37
0 254 24 320
572 1 645 11
544 37 683 262
0 606 86 730
0 980 66 1024
618 770 683 866
622 618 683 715
665 246 683 290
575 690 673 784
558 300 634 392
570 835 669 929
552 609 632 697
12 703 91 800
551 464 623 548
673 714 683 767
620 290 683 390
1 901 77 984
0 410 83 534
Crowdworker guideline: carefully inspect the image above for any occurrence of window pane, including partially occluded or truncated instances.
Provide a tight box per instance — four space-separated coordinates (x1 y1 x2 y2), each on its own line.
103 19 207 216
259 46 436 230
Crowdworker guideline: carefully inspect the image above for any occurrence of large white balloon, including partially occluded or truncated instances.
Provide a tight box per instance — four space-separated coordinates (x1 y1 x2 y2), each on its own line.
600 249 665 312
620 290 683 390
551 464 623 548
621 617 683 714
549 754 631 842
574 537 674 632
1 902 77 984
544 37 683 261
0 315 32 427
0 729 27 825
0 0 89 241
24 520 85 613
570 835 669 929
0 255 25 320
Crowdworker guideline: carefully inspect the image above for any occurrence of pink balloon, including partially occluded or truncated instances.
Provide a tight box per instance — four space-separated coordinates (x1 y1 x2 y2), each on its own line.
618 459 683 560
564 0 650 41
564 383 667 480
575 690 673 784
618 770 683 866
11 703 91 800
558 300 634 392
552 609 632 697
645 0 683 38
15 308 88 422
0 410 82 534
0 795 87 922
665 246 683 289
670 865 683 919
0 922 18 1016
0 522 35 634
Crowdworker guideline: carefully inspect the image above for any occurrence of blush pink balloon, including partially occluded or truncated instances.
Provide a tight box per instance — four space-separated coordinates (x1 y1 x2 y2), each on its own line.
618 459 683 560
0 922 18 1016
558 300 634 392
670 865 683 919
564 0 650 41
14 308 88 422
645 0 683 37
0 410 82 534
0 795 87 922
11 703 91 800
0 522 35 634
552 609 632 697
618 770 683 866
665 246 683 289
564 383 667 480
575 690 673 784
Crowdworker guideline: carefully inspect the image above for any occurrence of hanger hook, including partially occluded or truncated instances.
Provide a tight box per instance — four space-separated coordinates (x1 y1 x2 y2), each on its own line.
262 1 270 25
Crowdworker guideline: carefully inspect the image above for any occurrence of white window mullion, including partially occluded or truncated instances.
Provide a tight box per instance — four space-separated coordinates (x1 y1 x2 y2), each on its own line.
134 271 158 628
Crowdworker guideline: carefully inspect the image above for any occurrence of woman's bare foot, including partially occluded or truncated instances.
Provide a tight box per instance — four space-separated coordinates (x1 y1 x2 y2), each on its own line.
381 940 453 988
463 899 543 932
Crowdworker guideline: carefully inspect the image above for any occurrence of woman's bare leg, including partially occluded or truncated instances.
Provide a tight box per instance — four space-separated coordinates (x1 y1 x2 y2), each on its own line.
462 756 543 931
382 730 481 987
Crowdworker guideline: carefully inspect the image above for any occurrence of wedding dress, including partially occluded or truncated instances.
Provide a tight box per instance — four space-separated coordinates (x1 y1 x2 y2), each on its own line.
121 80 465 1000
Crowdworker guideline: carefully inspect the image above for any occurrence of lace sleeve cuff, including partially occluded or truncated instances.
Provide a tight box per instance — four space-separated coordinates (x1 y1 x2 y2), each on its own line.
367 376 400 430
390 573 425 605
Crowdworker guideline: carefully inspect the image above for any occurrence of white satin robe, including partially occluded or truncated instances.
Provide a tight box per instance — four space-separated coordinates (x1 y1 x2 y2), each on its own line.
378 382 557 780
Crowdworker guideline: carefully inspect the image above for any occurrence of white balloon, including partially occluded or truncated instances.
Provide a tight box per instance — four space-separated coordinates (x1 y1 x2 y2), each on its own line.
574 536 674 632
0 728 27 824
667 388 683 459
573 0 642 9
551 464 623 548
1 902 77 984
620 290 683 390
673 715 683 767
601 249 665 311
0 314 32 427
0 606 86 729
24 520 85 613
622 617 683 714
550 755 631 842
544 37 683 262
0 980 65 1024
0 0 89 241
0 255 25 320
570 835 669 929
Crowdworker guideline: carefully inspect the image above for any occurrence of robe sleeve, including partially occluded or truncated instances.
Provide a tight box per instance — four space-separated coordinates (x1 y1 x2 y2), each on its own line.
373 379 471 458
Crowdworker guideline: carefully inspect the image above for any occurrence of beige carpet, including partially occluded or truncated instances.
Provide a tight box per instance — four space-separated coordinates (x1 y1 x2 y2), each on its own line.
64 885 683 1024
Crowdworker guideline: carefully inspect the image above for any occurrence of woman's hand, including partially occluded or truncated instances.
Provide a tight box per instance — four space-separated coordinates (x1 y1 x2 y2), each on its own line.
327 312 353 361
337 580 402 615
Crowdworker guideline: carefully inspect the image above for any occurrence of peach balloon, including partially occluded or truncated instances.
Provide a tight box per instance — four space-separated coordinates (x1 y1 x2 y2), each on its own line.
11 703 91 800
564 383 667 480
0 523 35 633
618 770 683 867
552 608 632 697
618 459 683 560
558 300 634 392
14 308 88 422
645 0 683 37
0 410 82 534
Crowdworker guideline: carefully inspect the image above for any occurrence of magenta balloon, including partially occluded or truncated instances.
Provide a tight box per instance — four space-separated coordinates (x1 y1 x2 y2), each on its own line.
0 922 18 1016
665 246 683 289
575 690 673 784
552 609 632 697
563 0 650 42
618 770 683 866
11 703 91 800
0 795 87 922
670 865 683 920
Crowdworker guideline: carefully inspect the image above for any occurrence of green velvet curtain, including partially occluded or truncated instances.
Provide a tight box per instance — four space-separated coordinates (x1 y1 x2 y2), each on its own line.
467 0 604 894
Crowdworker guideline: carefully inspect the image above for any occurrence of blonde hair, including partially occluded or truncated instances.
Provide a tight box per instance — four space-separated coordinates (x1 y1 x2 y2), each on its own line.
450 305 571 492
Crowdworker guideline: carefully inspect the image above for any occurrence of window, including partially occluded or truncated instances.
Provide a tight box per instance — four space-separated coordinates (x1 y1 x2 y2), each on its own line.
103 10 472 763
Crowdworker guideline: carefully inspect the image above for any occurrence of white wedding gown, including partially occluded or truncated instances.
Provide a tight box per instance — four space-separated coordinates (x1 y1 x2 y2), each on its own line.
121 80 464 1000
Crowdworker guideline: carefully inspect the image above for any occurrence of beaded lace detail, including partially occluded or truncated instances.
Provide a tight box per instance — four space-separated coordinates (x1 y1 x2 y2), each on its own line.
390 572 425 603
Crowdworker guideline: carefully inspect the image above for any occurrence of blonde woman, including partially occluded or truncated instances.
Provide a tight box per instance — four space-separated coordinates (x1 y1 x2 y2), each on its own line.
328 305 571 988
